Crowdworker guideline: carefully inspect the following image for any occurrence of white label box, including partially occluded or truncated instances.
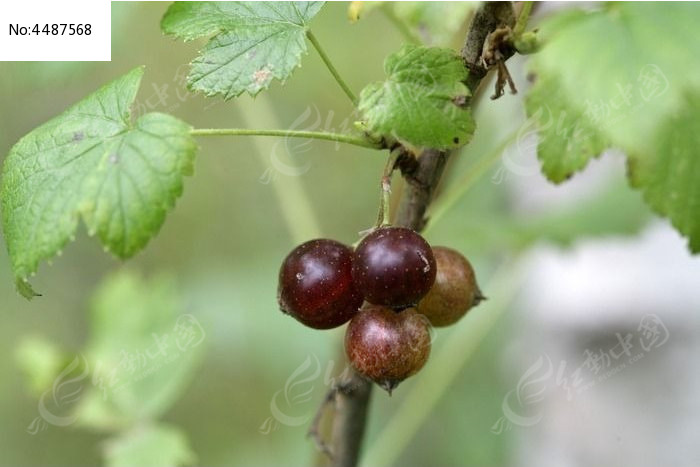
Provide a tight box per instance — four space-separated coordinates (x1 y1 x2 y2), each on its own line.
0 0 110 61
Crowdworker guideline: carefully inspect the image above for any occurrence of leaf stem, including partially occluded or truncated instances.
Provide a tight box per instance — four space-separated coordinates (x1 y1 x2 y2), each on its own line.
306 29 358 106
376 149 401 227
380 4 422 45
513 1 534 36
190 128 380 150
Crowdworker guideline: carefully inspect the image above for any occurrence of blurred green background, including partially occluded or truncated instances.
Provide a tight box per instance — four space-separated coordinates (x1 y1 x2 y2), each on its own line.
0 2 658 466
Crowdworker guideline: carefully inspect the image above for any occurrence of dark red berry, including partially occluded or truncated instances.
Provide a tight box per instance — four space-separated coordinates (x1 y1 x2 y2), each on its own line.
278 239 362 329
345 305 431 393
352 227 436 307
417 247 484 327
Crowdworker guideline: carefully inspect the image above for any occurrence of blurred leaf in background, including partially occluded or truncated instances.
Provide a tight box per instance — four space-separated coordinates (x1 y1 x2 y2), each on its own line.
526 2 700 252
15 270 201 466
349 2 476 47
392 1 475 46
104 423 195 467
76 271 204 433
628 92 700 252
529 3 700 156
15 336 67 397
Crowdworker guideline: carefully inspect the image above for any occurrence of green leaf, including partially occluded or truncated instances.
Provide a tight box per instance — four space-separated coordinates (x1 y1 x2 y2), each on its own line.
0 67 196 298
161 1 324 99
525 73 609 183
629 93 700 253
104 424 196 467
75 271 204 428
359 45 474 150
530 3 700 156
525 3 700 251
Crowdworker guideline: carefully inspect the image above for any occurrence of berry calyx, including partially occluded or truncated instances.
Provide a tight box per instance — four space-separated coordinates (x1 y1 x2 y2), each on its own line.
351 227 436 307
278 239 363 329
345 305 431 394
417 246 483 327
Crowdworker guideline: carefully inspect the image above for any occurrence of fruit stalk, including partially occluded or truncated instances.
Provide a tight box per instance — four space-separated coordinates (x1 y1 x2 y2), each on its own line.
326 3 516 466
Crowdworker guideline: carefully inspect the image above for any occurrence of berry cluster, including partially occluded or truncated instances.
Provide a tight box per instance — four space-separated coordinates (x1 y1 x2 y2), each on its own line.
277 226 482 393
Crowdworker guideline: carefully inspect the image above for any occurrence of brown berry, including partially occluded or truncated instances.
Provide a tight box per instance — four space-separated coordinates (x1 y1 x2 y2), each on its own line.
417 246 483 327
345 305 431 393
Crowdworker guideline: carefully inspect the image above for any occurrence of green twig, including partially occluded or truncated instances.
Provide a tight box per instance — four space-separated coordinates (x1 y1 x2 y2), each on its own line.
306 29 358 106
513 1 534 36
376 149 402 227
190 128 380 150
380 4 422 45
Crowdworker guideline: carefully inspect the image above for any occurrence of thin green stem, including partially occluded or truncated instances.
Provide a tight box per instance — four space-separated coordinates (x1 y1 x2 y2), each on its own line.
380 183 392 226
190 128 380 150
306 29 358 106
362 258 525 467
380 4 422 45
513 1 534 36
424 130 520 235
376 149 401 227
